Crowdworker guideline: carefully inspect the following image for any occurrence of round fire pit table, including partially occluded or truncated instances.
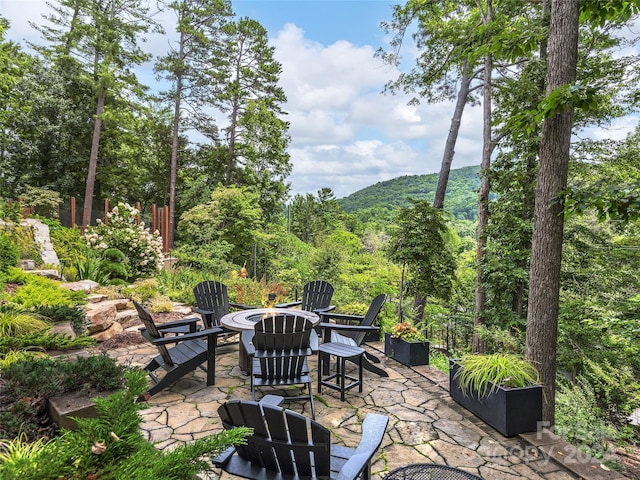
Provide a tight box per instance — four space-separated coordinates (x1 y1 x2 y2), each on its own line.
220 308 320 373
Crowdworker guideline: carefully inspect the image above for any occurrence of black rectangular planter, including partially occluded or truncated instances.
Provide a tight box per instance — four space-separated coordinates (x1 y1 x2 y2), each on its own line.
449 360 543 437
384 333 429 366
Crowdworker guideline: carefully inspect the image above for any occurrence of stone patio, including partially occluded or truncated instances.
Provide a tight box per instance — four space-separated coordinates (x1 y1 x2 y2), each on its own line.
105 340 626 480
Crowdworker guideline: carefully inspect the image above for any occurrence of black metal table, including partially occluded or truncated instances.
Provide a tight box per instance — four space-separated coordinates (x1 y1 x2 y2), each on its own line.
383 464 483 480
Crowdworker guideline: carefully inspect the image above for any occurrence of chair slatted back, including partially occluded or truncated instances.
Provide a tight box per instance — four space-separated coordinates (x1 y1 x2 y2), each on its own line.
133 300 174 367
301 280 334 312
253 314 313 381
335 294 387 345
218 400 331 478
193 280 230 328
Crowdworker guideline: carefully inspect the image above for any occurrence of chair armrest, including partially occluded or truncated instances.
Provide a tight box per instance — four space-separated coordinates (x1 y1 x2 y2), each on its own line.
192 307 212 316
319 312 365 324
149 326 223 345
230 302 257 310
313 305 335 315
319 322 379 332
155 317 202 330
336 414 388 480
275 300 301 308
211 445 236 468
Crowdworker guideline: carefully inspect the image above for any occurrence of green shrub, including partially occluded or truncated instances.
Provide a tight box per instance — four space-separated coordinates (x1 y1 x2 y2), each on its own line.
47 221 87 281
0 354 128 441
33 305 87 335
0 198 23 222
0 370 251 480
2 274 86 307
20 186 62 219
101 247 129 285
556 376 619 464
0 233 19 273
4 224 40 263
0 332 95 354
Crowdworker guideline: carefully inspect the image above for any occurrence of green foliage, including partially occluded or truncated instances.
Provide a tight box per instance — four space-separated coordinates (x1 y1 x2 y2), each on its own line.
429 351 450 374
386 200 457 303
2 274 86 307
0 354 127 441
453 353 540 399
1 353 127 398
101 247 129 285
0 332 95 354
556 376 619 462
74 249 112 285
177 185 264 265
0 232 19 272
0 370 251 480
47 222 87 282
389 322 426 342
20 186 62 219
33 305 87 335
0 199 23 223
2 224 39 264
0 306 50 336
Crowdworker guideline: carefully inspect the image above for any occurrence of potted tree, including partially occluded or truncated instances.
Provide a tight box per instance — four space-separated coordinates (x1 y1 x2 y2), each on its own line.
449 353 542 437
384 322 429 366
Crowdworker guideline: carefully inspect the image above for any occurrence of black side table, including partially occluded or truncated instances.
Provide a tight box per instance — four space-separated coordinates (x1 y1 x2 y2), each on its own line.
384 464 483 480
318 342 365 401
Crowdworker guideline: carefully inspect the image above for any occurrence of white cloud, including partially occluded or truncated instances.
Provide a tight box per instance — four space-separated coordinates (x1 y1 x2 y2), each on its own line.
269 23 483 198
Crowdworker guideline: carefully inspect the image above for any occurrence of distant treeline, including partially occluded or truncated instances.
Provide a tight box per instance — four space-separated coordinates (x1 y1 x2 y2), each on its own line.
338 165 480 223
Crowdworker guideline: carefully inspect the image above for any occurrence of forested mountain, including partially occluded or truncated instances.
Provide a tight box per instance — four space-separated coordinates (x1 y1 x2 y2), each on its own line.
338 165 480 222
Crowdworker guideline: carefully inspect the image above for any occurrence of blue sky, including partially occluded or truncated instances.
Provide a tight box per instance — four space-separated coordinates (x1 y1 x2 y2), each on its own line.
2 0 487 199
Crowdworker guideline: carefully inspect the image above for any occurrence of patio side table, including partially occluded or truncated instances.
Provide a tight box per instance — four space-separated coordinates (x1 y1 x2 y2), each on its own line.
318 342 364 401
383 464 483 480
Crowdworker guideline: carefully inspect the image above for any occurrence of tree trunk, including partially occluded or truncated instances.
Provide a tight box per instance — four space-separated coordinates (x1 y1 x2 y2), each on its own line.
472 1 493 354
433 61 473 209
82 89 105 230
525 0 579 425
168 32 185 250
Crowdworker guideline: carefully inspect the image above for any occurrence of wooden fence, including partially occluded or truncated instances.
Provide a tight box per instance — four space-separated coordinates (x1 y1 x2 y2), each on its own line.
59 198 171 252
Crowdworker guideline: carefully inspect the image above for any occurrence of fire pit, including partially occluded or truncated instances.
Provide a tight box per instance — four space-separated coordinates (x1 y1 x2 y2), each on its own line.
220 308 319 331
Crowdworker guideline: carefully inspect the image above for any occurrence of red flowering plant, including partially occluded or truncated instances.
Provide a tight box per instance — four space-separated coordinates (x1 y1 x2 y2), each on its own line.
390 321 426 342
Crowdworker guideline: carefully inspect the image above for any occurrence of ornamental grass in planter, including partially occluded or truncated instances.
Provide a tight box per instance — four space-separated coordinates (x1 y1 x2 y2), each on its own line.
449 353 542 437
384 321 429 366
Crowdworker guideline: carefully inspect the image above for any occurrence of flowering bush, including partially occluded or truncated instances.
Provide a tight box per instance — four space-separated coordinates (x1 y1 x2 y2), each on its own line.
84 203 164 280
390 322 426 342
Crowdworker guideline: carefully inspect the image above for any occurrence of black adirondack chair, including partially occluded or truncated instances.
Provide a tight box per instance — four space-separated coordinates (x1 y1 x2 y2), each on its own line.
319 294 389 378
192 280 255 343
133 300 223 399
251 314 316 418
276 280 335 315
214 399 389 480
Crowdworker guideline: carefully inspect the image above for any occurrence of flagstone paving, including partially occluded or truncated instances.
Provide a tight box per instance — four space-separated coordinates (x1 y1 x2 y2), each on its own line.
106 340 626 480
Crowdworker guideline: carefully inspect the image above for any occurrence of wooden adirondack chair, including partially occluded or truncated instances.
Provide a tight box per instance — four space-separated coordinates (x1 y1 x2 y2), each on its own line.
319 293 389 378
192 280 256 344
276 280 335 315
133 300 223 399
251 314 316 418
214 399 389 480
